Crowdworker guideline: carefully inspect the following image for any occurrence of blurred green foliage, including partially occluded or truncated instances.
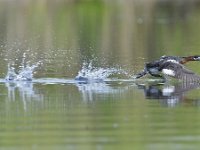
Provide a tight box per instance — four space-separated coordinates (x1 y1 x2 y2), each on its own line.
0 0 200 76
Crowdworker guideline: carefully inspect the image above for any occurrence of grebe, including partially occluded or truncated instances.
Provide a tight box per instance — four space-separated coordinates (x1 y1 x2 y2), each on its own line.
135 55 200 81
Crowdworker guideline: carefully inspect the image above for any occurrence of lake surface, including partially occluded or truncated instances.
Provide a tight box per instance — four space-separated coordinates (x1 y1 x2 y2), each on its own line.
1 0 200 150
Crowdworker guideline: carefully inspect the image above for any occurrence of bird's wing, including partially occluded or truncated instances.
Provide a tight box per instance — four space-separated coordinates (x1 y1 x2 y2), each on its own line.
160 61 200 81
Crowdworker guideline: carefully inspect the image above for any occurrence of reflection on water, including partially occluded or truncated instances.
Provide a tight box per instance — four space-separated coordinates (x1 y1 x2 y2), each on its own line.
5 81 43 111
3 76 200 108
137 81 200 107
76 82 132 102
1 78 200 149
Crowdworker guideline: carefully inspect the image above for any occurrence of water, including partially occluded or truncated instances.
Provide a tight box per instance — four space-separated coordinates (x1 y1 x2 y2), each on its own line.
0 56 200 150
75 61 132 83
1 0 200 150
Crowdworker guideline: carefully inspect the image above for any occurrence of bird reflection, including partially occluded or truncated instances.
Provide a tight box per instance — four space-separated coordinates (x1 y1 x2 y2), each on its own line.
137 81 200 107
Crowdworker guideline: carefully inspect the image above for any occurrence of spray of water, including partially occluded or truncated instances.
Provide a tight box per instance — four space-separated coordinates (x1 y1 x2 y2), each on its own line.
75 61 131 82
5 53 41 81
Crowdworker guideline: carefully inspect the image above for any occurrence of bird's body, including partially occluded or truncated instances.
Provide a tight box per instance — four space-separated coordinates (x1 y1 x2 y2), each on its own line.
135 55 200 82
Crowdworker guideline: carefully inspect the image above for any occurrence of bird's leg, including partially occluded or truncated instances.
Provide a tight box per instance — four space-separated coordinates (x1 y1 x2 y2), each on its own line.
134 67 148 79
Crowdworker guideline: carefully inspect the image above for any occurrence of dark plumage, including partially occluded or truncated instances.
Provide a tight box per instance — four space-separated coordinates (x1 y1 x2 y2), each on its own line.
159 61 200 82
135 55 200 82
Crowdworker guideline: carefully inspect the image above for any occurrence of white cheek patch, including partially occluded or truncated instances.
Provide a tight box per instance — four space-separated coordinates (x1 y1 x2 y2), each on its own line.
162 69 175 77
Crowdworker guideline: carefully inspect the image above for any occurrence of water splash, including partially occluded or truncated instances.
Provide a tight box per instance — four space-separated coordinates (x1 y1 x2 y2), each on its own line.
75 61 131 82
5 64 17 81
5 62 41 81
5 53 41 81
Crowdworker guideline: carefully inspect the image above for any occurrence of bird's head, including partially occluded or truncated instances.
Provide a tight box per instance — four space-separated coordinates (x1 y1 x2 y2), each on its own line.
181 55 200 63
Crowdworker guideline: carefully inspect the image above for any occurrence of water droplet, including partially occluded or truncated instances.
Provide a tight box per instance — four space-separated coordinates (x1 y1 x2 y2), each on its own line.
5 53 41 81
75 60 131 82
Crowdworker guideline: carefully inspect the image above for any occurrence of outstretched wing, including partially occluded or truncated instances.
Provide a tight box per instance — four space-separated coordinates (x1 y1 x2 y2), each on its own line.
160 61 200 82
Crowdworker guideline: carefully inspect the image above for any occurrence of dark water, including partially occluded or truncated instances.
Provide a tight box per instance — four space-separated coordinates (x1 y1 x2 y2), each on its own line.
0 0 200 150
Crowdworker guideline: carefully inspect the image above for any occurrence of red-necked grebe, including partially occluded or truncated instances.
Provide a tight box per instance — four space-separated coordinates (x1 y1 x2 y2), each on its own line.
135 55 200 81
